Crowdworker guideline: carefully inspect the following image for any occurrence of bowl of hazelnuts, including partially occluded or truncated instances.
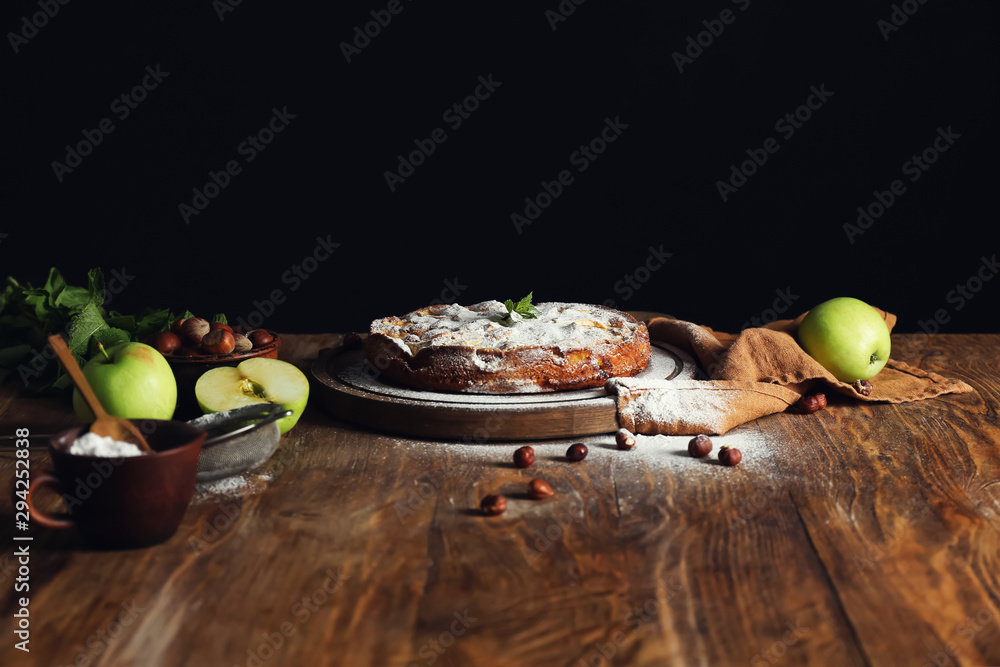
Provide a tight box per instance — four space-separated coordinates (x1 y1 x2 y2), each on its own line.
142 316 281 418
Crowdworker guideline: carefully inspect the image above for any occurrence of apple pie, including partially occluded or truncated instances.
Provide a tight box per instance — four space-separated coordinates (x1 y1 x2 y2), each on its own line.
364 300 651 393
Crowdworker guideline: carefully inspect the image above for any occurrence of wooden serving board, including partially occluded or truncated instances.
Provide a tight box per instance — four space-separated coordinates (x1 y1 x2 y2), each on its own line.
310 341 696 441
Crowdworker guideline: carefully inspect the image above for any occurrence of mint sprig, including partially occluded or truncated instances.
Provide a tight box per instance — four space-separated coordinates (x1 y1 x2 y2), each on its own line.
0 267 201 391
498 292 541 326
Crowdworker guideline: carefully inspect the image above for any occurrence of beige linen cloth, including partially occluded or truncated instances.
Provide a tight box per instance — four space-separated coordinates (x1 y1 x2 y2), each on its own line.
605 309 974 435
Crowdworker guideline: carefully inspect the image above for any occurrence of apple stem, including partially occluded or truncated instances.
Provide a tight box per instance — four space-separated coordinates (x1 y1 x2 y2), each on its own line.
97 342 110 361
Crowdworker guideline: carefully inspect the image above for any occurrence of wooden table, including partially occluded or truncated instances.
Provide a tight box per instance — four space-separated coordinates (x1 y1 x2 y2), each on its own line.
1 333 998 666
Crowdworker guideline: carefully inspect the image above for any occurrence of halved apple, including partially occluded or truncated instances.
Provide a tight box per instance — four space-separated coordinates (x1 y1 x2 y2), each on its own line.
194 358 309 434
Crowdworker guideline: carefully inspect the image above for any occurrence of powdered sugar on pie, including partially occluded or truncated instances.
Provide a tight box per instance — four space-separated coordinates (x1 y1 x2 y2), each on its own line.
365 301 651 394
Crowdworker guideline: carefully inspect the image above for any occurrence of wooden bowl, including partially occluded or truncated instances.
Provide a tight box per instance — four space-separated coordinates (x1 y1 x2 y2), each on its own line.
166 329 281 419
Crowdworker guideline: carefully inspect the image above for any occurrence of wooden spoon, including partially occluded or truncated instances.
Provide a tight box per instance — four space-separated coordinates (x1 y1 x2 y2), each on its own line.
48 335 155 455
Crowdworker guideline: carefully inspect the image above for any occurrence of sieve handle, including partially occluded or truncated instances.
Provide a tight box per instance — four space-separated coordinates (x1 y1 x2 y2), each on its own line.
258 409 294 428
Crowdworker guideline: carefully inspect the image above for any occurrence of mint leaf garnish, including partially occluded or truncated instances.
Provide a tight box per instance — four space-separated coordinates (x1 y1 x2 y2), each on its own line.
498 291 541 326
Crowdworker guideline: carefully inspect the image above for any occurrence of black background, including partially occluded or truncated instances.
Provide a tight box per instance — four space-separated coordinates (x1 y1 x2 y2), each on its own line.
3 0 997 336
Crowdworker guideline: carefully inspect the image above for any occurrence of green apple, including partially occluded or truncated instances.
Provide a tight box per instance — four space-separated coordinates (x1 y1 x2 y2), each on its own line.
72 342 178 422
797 297 892 382
194 358 309 434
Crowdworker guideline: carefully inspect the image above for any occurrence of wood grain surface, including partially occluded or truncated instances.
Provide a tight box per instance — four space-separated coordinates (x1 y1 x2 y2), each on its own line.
0 332 997 666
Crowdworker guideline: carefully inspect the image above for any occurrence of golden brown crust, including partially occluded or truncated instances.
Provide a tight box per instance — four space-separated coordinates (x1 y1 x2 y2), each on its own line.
364 301 651 393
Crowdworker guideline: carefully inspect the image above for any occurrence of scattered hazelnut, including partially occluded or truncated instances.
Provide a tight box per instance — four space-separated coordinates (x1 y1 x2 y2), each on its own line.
200 328 236 355
513 446 535 469
248 329 274 347
853 379 873 396
232 332 252 353
566 443 588 462
179 317 210 346
480 494 507 516
793 392 828 414
718 445 742 466
688 434 713 458
615 428 636 451
527 479 554 499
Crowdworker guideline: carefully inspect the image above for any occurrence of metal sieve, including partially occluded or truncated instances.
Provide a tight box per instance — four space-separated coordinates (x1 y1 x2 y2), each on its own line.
187 403 292 482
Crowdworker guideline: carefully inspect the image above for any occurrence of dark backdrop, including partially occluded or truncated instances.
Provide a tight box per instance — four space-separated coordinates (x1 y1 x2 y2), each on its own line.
4 0 997 336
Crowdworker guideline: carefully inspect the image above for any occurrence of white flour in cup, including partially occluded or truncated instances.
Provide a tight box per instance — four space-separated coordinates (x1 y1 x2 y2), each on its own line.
69 432 146 457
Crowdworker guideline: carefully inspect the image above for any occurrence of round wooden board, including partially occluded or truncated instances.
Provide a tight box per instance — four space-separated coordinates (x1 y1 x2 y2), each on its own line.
310 341 697 442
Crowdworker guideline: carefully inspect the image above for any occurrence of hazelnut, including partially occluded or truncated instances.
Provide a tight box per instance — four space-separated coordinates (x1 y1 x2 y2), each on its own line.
179 317 210 346
718 445 742 466
232 332 252 353
566 443 588 462
615 428 636 451
143 331 181 355
527 479 554 499
688 434 713 458
170 317 188 336
209 321 234 334
480 494 507 516
248 329 274 347
793 392 828 414
513 446 535 468
200 328 236 355
854 379 873 397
